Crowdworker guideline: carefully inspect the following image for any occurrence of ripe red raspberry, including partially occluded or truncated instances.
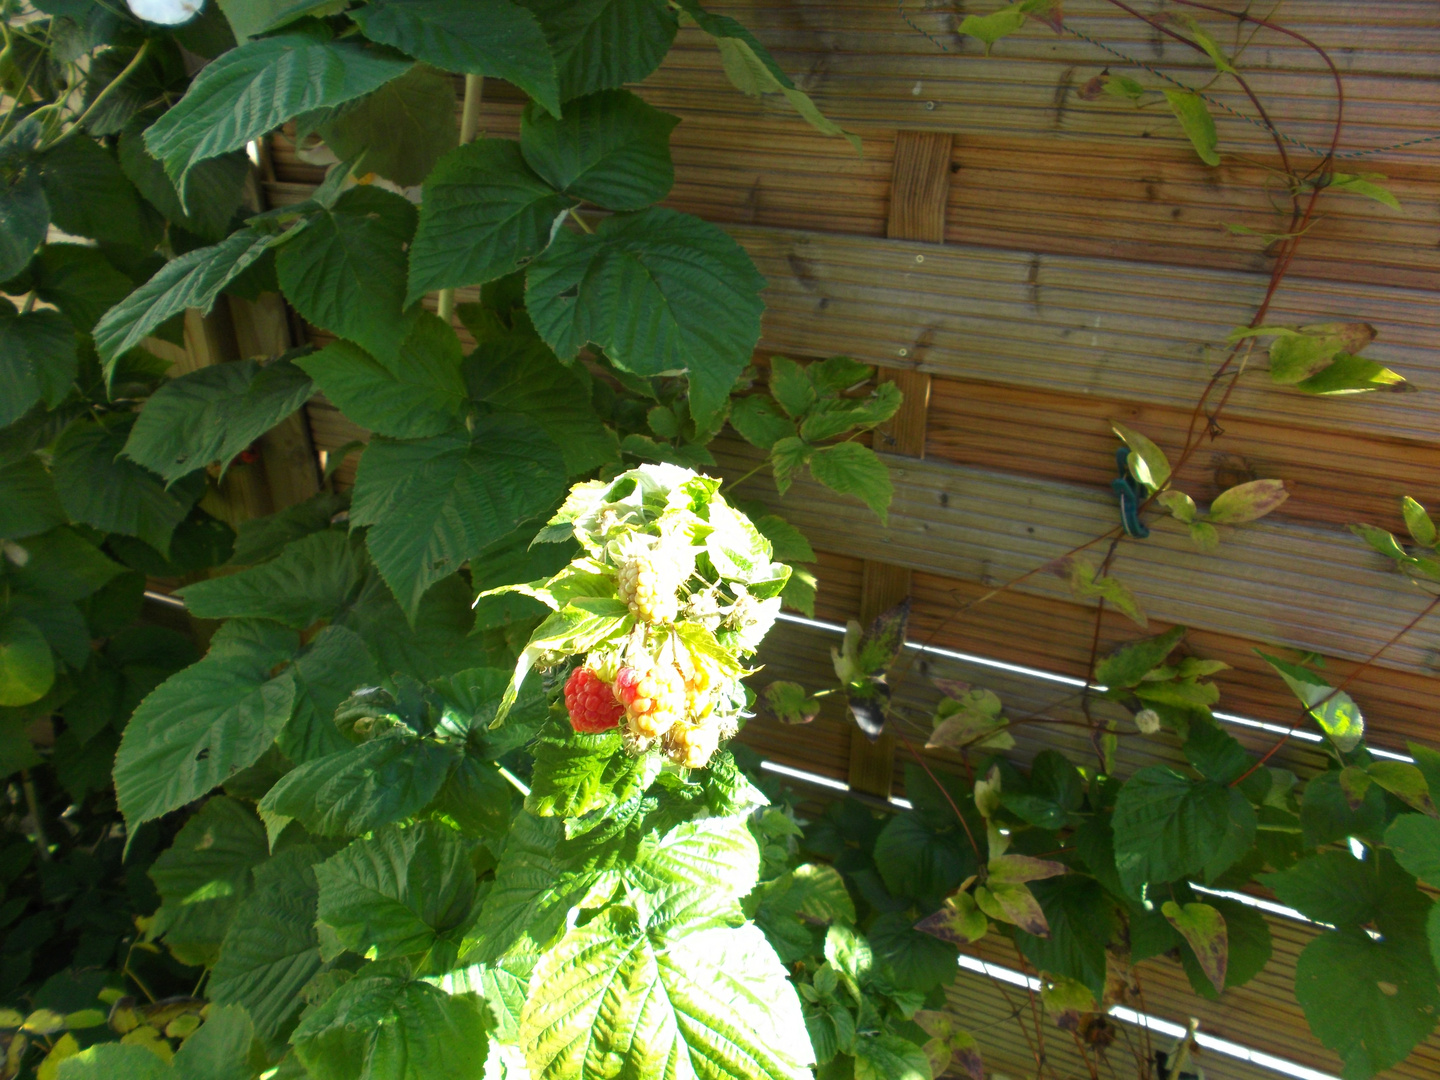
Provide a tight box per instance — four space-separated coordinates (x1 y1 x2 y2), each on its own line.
564 667 623 734
615 664 686 738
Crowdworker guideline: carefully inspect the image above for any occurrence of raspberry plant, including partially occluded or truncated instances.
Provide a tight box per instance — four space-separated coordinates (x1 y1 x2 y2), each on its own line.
0 0 1433 1078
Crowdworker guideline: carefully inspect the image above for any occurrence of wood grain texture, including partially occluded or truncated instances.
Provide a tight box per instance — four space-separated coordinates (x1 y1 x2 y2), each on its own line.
718 437 1440 680
645 2 1440 164
924 377 1440 534
848 130 955 796
733 224 1440 443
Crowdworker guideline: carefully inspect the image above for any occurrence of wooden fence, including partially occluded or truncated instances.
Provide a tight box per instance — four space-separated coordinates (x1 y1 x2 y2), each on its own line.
186 4 1440 1076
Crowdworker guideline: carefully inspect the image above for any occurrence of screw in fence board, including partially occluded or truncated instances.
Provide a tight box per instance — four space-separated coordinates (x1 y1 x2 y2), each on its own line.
847 131 952 798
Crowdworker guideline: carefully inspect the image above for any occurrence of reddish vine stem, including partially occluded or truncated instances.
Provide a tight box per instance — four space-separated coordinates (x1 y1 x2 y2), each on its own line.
894 726 983 859
1229 593 1440 786
1098 0 1295 182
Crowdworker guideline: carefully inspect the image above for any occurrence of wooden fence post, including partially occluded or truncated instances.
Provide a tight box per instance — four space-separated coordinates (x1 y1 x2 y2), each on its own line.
846 131 952 798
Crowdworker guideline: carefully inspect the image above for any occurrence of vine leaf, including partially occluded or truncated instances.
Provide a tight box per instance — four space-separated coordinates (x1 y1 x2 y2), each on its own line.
31 244 134 334
958 3 1029 54
809 442 894 524
293 961 491 1080
51 418 188 557
93 228 277 365
1095 625 1185 689
1163 89 1220 166
519 89 679 211
350 416 567 620
1111 421 1171 491
926 688 1013 752
974 882 1048 937
147 796 269 968
123 359 314 484
464 328 620 476
1294 928 1440 1080
1401 497 1437 548
1386 815 1440 887
524 0 679 102
1110 766 1256 893
1295 353 1408 395
0 614 54 708
853 1034 933 1080
298 314 466 441
0 160 49 283
1256 650 1363 752
1060 556 1147 628
118 128 250 242
525 206 766 424
351 0 561 116
315 821 478 974
1013 876 1113 1003
405 139 573 305
0 305 76 428
37 134 155 250
672 0 859 149
520 904 813 1080
0 458 67 541
313 64 458 188
276 185 418 359
143 34 412 190
1162 900 1227 993
915 891 989 946
259 731 460 838
208 846 328 1041
112 621 299 828
177 529 363 629
1207 479 1288 524
1326 172 1401 211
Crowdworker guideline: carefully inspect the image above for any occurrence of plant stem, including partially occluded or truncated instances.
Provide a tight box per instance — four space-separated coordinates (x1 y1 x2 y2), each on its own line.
50 38 150 147
20 770 49 862
437 74 485 324
568 206 595 234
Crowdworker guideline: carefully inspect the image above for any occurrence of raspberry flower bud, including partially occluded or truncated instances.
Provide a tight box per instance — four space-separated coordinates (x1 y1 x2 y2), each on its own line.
564 667 624 734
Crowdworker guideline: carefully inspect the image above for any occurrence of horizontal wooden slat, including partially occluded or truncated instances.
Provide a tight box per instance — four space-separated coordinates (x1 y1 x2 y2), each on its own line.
734 224 1440 444
925 377 1440 534
719 439 1440 679
646 3 1440 164
946 134 1440 292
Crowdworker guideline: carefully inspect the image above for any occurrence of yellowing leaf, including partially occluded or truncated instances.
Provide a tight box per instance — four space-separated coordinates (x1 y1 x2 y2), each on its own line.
1401 497 1437 549
1163 89 1220 166
121 1024 174 1063
1207 479 1288 524
1162 900 1228 993
37 1032 79 1080
987 853 1067 884
975 882 1048 936
959 4 1029 54
1111 421 1171 491
914 891 989 946
21 1009 65 1036
1156 490 1196 523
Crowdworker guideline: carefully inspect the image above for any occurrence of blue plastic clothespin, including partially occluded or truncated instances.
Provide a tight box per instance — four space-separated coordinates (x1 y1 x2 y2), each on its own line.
1111 446 1151 539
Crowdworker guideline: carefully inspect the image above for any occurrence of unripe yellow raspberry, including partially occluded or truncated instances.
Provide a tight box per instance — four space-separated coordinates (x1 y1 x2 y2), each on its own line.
617 553 683 624
615 664 686 738
665 720 720 769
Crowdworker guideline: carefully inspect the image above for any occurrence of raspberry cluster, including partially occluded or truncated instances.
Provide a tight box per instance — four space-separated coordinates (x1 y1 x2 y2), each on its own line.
615 664 687 738
563 667 624 734
617 552 685 624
